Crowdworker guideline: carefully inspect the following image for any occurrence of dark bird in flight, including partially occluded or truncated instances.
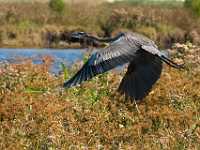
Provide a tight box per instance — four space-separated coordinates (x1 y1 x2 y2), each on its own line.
63 32 183 101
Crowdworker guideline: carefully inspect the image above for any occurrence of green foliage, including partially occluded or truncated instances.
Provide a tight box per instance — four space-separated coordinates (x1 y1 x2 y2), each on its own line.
24 87 47 93
185 0 200 16
192 0 200 16
60 63 68 81
17 20 37 30
49 0 65 14
135 26 157 41
185 0 192 7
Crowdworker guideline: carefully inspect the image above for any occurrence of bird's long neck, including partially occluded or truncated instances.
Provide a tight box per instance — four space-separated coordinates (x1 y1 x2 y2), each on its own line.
87 33 124 43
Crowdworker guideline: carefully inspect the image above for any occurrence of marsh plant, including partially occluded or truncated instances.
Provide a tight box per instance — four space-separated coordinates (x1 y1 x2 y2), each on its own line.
0 44 200 149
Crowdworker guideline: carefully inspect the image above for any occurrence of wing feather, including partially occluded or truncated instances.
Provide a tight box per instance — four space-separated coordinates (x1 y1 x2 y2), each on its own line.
118 52 163 100
63 35 137 88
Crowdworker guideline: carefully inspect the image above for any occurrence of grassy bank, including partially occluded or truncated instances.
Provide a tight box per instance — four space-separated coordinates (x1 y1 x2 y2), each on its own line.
0 43 200 149
0 1 200 48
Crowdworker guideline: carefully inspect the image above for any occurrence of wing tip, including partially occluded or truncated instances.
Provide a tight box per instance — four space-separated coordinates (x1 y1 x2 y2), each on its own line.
63 82 71 88
63 80 75 88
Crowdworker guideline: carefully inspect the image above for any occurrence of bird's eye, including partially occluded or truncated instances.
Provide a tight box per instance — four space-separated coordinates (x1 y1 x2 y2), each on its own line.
79 32 85 35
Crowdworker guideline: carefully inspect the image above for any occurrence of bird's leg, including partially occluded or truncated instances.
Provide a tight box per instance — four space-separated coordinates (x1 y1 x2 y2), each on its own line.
133 99 141 114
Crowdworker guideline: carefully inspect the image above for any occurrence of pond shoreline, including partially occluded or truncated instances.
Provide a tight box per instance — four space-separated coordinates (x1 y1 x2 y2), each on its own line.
0 48 86 74
0 43 86 50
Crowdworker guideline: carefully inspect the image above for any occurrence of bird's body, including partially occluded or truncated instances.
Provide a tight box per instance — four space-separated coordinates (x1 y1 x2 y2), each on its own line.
64 32 183 101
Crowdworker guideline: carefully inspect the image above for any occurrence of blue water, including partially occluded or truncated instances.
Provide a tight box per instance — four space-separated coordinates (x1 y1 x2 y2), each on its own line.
0 48 85 74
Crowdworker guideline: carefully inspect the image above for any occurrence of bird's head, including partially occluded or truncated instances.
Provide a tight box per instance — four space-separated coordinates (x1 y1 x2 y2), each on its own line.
70 32 89 40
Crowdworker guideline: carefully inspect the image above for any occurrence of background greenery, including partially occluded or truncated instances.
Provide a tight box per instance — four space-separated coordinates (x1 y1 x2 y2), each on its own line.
0 0 199 48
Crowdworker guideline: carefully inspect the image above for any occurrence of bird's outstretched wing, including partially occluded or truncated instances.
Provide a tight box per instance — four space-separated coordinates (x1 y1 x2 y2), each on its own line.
117 45 183 100
63 35 136 88
118 51 162 100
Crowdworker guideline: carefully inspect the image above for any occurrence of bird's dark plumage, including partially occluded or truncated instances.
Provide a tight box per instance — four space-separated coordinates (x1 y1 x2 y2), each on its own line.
118 51 162 100
64 32 183 101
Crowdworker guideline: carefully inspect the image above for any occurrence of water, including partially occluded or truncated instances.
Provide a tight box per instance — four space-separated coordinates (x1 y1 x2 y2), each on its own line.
0 48 85 74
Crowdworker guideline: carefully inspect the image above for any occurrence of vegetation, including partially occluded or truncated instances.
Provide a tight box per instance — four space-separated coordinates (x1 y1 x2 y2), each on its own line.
0 43 200 149
0 1 199 48
49 0 65 14
185 0 200 16
117 0 184 7
0 1 200 148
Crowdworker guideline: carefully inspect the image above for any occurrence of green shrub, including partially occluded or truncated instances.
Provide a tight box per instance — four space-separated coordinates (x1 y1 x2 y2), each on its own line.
185 0 200 16
49 0 65 14
17 20 37 31
185 0 192 7
135 26 157 41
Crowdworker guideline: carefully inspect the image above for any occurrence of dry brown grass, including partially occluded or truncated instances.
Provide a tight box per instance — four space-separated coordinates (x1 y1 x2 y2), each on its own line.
0 43 200 149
